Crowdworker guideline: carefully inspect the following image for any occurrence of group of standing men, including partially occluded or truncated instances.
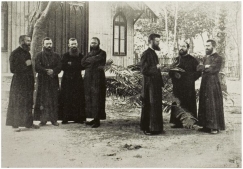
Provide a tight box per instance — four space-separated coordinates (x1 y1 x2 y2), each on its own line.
6 35 106 132
6 33 225 136
140 33 225 135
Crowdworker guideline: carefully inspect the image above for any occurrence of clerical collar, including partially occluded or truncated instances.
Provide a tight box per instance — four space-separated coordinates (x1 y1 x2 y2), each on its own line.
179 54 188 57
209 49 217 56
149 45 155 51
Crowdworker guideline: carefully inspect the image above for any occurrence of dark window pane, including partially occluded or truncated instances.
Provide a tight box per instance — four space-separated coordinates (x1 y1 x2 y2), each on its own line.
114 39 119 53
120 39 125 53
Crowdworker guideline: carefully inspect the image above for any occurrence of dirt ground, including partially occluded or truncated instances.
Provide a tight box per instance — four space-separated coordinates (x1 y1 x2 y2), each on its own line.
1 79 241 168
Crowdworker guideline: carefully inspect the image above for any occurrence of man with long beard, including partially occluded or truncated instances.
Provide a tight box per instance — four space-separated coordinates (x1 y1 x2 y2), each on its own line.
197 40 225 134
6 35 40 132
34 37 62 126
81 37 106 128
59 38 86 124
140 33 164 135
169 41 201 128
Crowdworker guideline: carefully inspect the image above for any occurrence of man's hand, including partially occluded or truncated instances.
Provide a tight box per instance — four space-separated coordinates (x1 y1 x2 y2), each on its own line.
68 62 72 65
175 72 181 79
46 69 54 75
205 65 210 68
25 60 32 66
156 64 162 69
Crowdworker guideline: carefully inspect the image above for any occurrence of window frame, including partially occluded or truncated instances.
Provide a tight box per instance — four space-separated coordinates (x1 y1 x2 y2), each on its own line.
113 12 127 56
1 2 8 52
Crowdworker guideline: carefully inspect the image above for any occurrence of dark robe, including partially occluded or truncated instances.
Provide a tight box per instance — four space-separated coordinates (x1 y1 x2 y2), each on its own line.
6 47 34 128
58 52 85 122
81 48 106 119
34 51 62 123
140 48 164 132
169 54 201 126
197 53 225 130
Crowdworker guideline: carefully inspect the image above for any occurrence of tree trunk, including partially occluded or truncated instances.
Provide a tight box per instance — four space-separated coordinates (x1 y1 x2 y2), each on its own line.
30 2 57 71
163 6 169 55
216 7 227 92
200 33 205 47
173 2 178 56
189 37 194 53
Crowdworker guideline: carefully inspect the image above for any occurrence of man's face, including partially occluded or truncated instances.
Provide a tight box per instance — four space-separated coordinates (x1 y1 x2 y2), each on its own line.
21 37 31 51
151 37 160 51
68 40 78 49
90 39 99 50
43 40 53 50
179 42 188 56
23 37 31 47
205 42 213 55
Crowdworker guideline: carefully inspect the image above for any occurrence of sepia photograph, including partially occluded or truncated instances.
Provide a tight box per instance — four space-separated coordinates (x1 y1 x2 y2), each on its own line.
1 1 242 168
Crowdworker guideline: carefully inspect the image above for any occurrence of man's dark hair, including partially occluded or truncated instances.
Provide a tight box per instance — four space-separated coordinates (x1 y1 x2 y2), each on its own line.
69 38 77 43
42 37 52 45
207 39 217 47
148 33 161 43
92 37 100 45
19 35 30 45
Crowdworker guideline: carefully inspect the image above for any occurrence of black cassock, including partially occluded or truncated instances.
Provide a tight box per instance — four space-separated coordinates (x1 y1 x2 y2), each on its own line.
81 48 106 119
140 48 164 132
6 47 34 128
169 54 201 126
58 52 85 122
34 51 62 123
197 53 225 130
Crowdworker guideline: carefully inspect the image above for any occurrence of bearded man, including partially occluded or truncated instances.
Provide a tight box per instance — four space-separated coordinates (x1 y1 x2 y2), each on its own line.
34 37 62 126
81 37 106 128
169 41 201 128
6 35 40 132
197 40 225 134
140 33 164 135
59 38 86 124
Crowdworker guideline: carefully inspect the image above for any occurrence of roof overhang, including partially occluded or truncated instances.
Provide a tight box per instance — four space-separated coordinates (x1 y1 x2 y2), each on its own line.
125 2 158 24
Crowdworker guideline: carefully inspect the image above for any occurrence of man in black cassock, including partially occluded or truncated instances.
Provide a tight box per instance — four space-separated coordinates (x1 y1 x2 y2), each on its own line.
197 40 225 134
6 35 39 132
81 37 106 128
140 33 164 135
169 41 201 128
59 38 86 124
34 37 62 126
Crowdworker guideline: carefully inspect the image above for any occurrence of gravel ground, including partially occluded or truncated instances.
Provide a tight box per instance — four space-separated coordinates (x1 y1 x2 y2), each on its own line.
1 79 241 168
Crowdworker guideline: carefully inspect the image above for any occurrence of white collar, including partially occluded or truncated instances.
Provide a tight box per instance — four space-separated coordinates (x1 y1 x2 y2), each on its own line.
149 45 155 51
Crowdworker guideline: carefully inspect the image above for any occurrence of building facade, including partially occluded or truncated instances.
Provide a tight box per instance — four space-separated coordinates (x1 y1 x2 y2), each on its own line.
1 1 157 75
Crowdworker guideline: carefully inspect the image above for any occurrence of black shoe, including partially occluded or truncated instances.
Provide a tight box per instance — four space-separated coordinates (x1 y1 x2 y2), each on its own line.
52 122 59 126
198 127 210 133
85 120 95 125
62 121 69 124
26 124 40 129
143 130 151 135
91 123 100 128
39 122 47 126
171 124 183 128
143 130 164 135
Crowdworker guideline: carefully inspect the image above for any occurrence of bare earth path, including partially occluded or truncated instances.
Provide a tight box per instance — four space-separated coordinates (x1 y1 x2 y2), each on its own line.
1 80 241 168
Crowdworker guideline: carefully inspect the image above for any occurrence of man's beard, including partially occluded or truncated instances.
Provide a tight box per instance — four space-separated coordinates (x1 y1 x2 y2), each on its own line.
152 44 161 51
21 43 30 51
43 46 52 53
69 47 79 56
206 48 213 55
70 47 78 53
90 45 100 51
179 49 188 56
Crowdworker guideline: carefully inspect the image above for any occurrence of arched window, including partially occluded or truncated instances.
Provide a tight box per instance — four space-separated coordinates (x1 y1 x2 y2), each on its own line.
1 2 8 51
113 13 127 56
